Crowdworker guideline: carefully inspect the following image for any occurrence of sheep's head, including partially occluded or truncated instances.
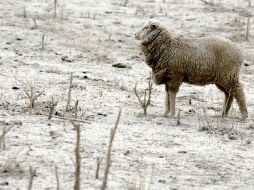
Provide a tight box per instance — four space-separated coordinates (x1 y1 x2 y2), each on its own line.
135 20 163 45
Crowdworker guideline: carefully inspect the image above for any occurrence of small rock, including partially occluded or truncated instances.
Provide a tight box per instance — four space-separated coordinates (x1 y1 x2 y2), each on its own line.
76 54 84 59
97 113 107 117
124 150 130 156
248 125 254 130
6 42 11 45
83 75 88 79
0 181 9 186
13 120 22 125
112 63 128 68
55 52 62 55
178 150 187 154
55 111 64 117
61 55 73 62
50 131 57 137
16 37 22 41
244 63 250 66
188 109 195 113
228 134 237 140
12 86 19 90
61 55 68 60
158 179 166 184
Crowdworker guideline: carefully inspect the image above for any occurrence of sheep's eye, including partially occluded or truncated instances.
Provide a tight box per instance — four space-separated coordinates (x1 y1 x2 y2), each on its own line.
150 24 157 30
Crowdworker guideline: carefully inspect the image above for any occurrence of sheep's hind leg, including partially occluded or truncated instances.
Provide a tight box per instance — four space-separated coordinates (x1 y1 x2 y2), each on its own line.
231 82 248 120
215 84 234 117
168 91 176 118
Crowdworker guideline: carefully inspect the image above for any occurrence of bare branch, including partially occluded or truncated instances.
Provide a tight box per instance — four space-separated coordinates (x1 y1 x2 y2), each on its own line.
54 163 60 190
95 157 102 179
28 166 36 190
74 100 79 119
246 16 250 41
176 109 181 126
48 97 58 120
133 82 144 107
0 126 14 150
54 0 58 17
101 109 121 190
133 74 153 116
66 73 73 112
24 83 44 115
41 33 45 50
71 121 81 190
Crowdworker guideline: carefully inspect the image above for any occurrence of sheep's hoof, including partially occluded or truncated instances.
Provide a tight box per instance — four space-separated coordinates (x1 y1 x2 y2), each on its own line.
241 113 248 121
221 114 228 118
169 114 175 118
163 111 169 117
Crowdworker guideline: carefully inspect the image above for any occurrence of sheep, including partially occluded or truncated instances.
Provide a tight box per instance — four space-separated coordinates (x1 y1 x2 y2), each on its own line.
134 20 248 120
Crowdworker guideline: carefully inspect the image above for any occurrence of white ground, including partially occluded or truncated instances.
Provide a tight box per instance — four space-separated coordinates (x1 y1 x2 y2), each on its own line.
0 0 254 189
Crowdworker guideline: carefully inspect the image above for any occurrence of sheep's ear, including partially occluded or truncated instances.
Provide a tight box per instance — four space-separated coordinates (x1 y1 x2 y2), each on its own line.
150 24 157 30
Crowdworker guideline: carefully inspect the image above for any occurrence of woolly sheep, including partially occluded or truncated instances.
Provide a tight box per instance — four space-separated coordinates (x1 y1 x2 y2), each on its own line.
134 20 248 120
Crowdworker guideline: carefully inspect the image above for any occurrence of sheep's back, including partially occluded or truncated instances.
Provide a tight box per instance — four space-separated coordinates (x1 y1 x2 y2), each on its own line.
168 37 243 85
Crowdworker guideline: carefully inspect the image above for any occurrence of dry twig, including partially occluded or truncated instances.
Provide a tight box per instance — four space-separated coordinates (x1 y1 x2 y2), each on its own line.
200 0 214 6
133 74 153 115
246 15 251 41
95 157 102 179
23 7 27 18
28 166 36 190
24 83 44 115
176 109 181 126
48 97 58 120
74 100 79 119
123 0 128 6
41 33 45 50
54 163 60 190
32 17 37 29
101 110 121 190
54 0 58 17
0 126 13 150
66 73 73 112
71 121 81 190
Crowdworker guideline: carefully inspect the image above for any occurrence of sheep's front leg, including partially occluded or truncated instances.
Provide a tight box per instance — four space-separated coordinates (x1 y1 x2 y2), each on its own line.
164 77 183 118
168 91 177 118
163 83 170 117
